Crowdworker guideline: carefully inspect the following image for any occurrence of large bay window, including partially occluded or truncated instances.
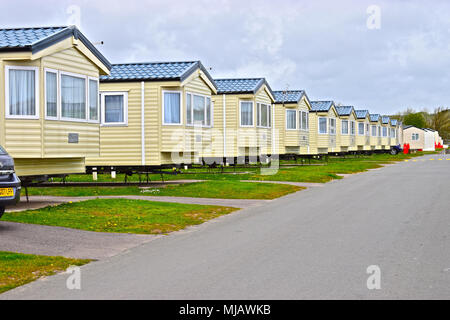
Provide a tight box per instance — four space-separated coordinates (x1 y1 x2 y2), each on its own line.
101 92 128 126
163 91 181 125
318 117 327 134
286 109 296 130
257 103 271 128
341 120 349 135
186 93 212 127
43 69 98 122
5 66 39 119
299 111 308 130
240 101 254 127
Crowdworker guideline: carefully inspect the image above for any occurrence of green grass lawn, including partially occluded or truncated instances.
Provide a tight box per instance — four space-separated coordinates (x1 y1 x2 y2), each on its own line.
28 181 302 199
0 251 89 294
3 199 237 234
46 151 433 184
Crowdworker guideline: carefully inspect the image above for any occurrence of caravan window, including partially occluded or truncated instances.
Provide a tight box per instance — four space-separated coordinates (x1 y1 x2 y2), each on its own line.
341 120 349 134
6 66 39 119
319 117 327 134
45 70 58 118
240 101 254 127
371 125 377 137
300 111 308 130
257 103 271 128
329 118 336 135
61 73 86 120
163 91 181 125
286 110 297 130
358 123 364 135
382 127 387 137
101 92 128 126
89 79 99 121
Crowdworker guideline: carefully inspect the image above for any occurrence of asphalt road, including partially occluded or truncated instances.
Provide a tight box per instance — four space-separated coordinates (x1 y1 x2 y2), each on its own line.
2 154 450 299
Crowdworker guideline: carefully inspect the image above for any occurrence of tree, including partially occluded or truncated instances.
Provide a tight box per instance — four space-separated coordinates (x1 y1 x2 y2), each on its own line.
403 112 427 128
432 107 450 142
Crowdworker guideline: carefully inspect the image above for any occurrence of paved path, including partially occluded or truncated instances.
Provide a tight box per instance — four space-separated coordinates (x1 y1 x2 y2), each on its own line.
0 222 157 260
3 154 450 299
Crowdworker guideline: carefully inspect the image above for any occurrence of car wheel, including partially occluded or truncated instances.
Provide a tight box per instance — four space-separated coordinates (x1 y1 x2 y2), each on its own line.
0 206 4 219
390 148 398 155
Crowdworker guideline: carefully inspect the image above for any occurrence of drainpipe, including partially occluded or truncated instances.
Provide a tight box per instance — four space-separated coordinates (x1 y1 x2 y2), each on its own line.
223 94 227 163
141 81 145 165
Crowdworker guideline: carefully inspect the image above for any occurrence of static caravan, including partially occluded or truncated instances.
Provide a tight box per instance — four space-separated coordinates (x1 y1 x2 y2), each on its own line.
336 106 357 153
213 78 275 163
369 114 382 150
273 90 311 156
355 110 371 151
390 119 399 146
380 116 390 150
86 61 218 169
309 101 338 154
403 126 425 151
0 26 111 179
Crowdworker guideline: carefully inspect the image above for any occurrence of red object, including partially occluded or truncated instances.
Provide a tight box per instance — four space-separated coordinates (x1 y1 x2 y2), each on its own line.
403 143 410 154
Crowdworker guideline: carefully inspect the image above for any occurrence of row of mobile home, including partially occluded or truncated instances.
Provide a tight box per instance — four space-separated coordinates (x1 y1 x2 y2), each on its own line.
1 25 436 179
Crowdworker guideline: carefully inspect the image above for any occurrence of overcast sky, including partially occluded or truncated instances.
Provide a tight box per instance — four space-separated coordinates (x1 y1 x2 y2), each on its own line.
2 0 449 115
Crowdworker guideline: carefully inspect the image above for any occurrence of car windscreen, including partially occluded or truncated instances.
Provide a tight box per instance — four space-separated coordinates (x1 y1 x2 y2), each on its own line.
0 146 7 155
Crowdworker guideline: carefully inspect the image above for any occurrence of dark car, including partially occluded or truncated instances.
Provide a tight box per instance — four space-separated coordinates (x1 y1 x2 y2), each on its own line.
390 144 403 155
0 146 21 218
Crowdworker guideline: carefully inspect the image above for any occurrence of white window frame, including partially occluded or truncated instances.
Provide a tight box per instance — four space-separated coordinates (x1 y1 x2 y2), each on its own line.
299 110 309 131
59 70 88 123
358 122 365 136
101 91 128 127
88 77 100 123
341 120 349 135
329 118 336 135
256 102 271 128
162 90 182 126
239 100 254 127
350 121 355 136
318 117 328 134
5 65 40 120
44 68 59 120
185 92 212 128
286 109 297 130
371 125 377 137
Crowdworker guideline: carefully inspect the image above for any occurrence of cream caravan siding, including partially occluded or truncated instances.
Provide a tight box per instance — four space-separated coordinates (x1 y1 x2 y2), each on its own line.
88 72 216 167
14 158 85 176
403 127 425 150
1 44 103 177
88 81 142 166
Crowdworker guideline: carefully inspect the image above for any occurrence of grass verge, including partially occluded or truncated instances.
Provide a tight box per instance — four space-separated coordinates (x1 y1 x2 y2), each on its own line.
45 152 435 184
27 181 303 199
3 199 237 234
0 251 89 294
